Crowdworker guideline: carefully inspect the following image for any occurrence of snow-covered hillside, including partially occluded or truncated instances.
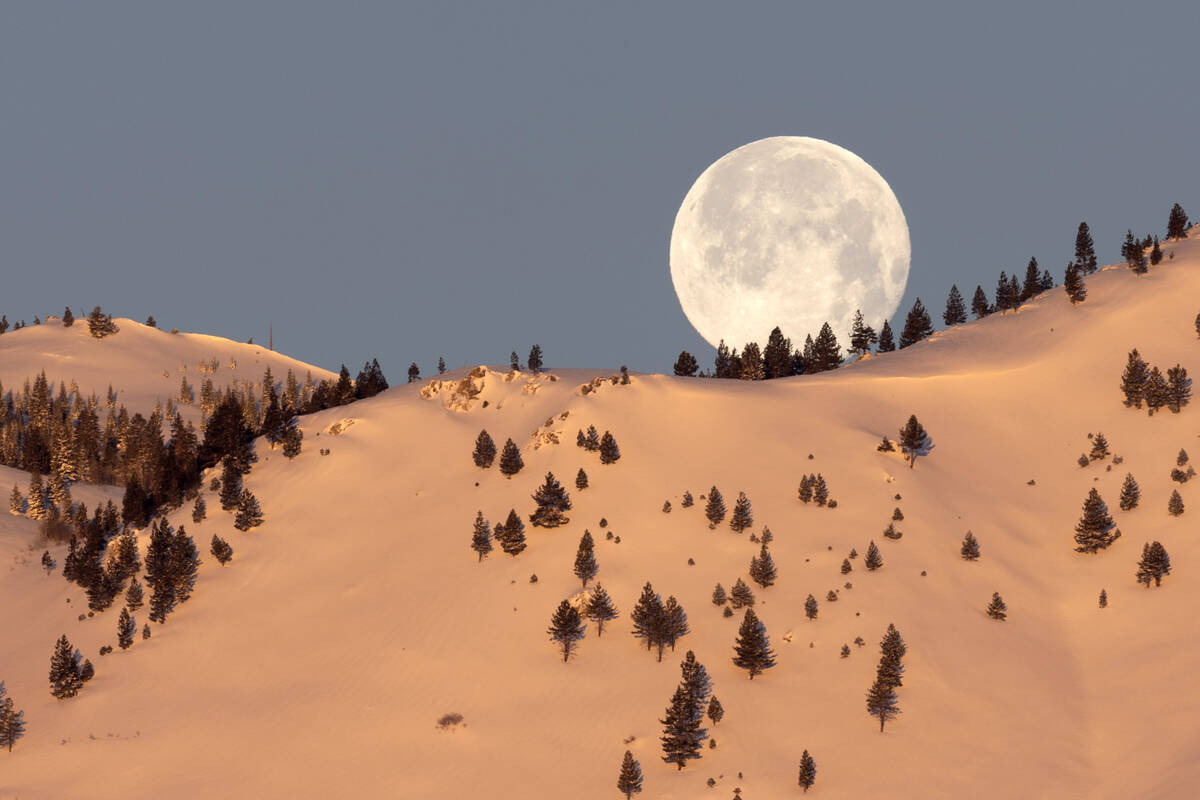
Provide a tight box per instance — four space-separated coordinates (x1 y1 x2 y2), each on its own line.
2 235 1199 799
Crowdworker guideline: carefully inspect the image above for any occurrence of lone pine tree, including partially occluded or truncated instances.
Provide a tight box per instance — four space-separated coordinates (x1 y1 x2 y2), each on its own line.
849 309 878 356
798 750 817 793
986 592 1008 620
804 594 818 621
617 750 643 798
732 608 775 679
1064 262 1086 304
210 534 234 565
599 431 621 464
530 472 572 528
1168 490 1185 516
584 583 618 635
575 468 588 490
898 415 929 468
943 285 968 326
470 512 493 562
1074 488 1120 553
498 438 524 478
0 691 26 753
1075 221 1098 273
1089 432 1110 461
729 577 755 609
496 509 526 556
1166 365 1191 412
729 491 753 532
472 429 497 469
961 531 981 560
877 320 896 352
573 530 598 587
234 490 263 531
49 634 82 699
705 487 726 529
117 607 135 650
865 541 883 571
583 425 600 451
1119 474 1141 510
1099 589 1108 608
1167 203 1190 240
1021 257 1042 301
527 344 543 374
898 298 934 348
1136 541 1171 587
673 350 699 377
547 599 586 662
749 544 777 588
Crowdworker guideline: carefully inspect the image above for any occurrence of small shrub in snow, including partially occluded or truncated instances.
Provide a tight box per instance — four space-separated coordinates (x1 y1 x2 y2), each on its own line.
662 500 671 513
437 713 464 729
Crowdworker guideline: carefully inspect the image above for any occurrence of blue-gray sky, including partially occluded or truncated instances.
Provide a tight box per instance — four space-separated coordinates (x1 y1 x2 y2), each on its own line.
3 2 1197 377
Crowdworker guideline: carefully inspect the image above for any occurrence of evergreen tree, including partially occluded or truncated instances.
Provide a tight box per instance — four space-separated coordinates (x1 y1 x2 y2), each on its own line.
1167 203 1190 240
729 577 755 609
1040 268 1055 291
961 531 980 560
584 583 618 635
797 474 813 504
713 339 732 378
681 490 693 508
27 473 46 521
125 577 144 611
1144 366 1169 414
813 474 829 506
763 326 794 378
584 425 601 451
498 438 524 478
986 592 1007 620
61 306 75 327
865 541 883 571
219 458 243 511
1127 236 1148 274
8 485 22 515
673 350 699 377
865 676 900 732
877 320 896 352
529 472 572 528
617 751 643 798
943 285 967 326
470 511 492 562
660 596 689 659
510 351 520 371
573 530 598 586
210 534 234 565
142 623 151 640
849 310 878 356
971 285 990 319
993 271 1014 312
630 582 665 653
1166 365 1192 412
169 527 200 604
1149 236 1163 266
85 306 119 338
660 683 705 770
117 607 135 650
738 341 764 380
406 362 420 383
1064 262 1086 304
729 492 753 532
234 490 263 531
191 495 206 524
804 593 818 621
1089 432 1110 461
1120 349 1149 407
749 544 777 588
599 431 621 464
711 583 727 605
49 634 82 699
1074 488 1120 553
898 299 934 348
704 487 726 529
811 322 843 371
527 344 543 374
707 696 724 725
1075 222 1098 274
1020 257 1041 301
798 750 817 793
496 509 526 556
1119 473 1141 510
898 415 929 468
1135 541 1171 587
1099 589 1108 608
575 468 588 490
0 691 26 752
547 599 586 662
732 608 775 679
841 557 852 574
1168 490 1184 516
472 430 497 469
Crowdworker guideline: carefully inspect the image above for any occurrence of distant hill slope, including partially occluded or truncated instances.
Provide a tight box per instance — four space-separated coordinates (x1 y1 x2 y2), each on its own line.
1 233 1198 799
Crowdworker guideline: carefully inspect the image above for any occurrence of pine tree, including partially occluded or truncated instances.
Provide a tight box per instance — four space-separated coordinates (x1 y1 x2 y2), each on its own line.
547 600 586 662
472 430 497 469
731 608 775 679
169 527 201 604
729 577 755 609
1128 236 1148 274
713 340 732 378
142 623 151 640
811 322 843 372
1074 488 1120 553
1168 490 1184 516
841 558 852 574
219 458 243 511
1136 541 1171 587
584 583 618 635
27 473 46 520
898 299 934 348
728 492 753 533
804 593 819 621
681 491 693 508
1064 262 1086 304
191 495 206 524
470 512 492 562
737 341 764 380
798 750 817 793
865 676 900 732
617 751 643 798
85 306 119 338
961 531 980 560
1166 365 1191 412
1089 432 1110 461
1144 366 1169 414
125 578 144 611
527 344 543 374
865 541 883 571
749 544 777 588
281 416 303 459
573 468 588 491
599 431 621 464
797 474 813 504
1149 236 1163 266
573 530 598 586
631 582 665 653
0 692 26 752
496 509 526 556
763 326 794 378
530 472 572 528
49 634 82 699
1021 257 1041 301
898 414 929 468
1099 589 1108 608
849 310 878 356
407 362 420 383
117 607 135 650
660 683 705 770
712 583 727 605
986 592 1007 620
61 306 75 327
661 596 689 658
584 425 600 451
813 474 829 506
234 490 263 531
437 357 446 374
8 485 22 515
1120 349 1149 407
673 350 699 377
703 486 727 529
943 285 967 326
707 696 724 725
510 351 520 371
210 534 233 565
1075 222 1098 274
1167 203 1190 240
1119 474 1140 510
498 438 524 478
877 320 896 352
971 285 990 319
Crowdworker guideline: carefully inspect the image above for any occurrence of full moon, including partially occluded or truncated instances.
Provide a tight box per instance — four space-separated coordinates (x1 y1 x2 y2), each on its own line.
669 136 910 352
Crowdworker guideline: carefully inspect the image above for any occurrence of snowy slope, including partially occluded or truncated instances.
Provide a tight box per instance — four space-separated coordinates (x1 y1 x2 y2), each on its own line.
2 234 1199 799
